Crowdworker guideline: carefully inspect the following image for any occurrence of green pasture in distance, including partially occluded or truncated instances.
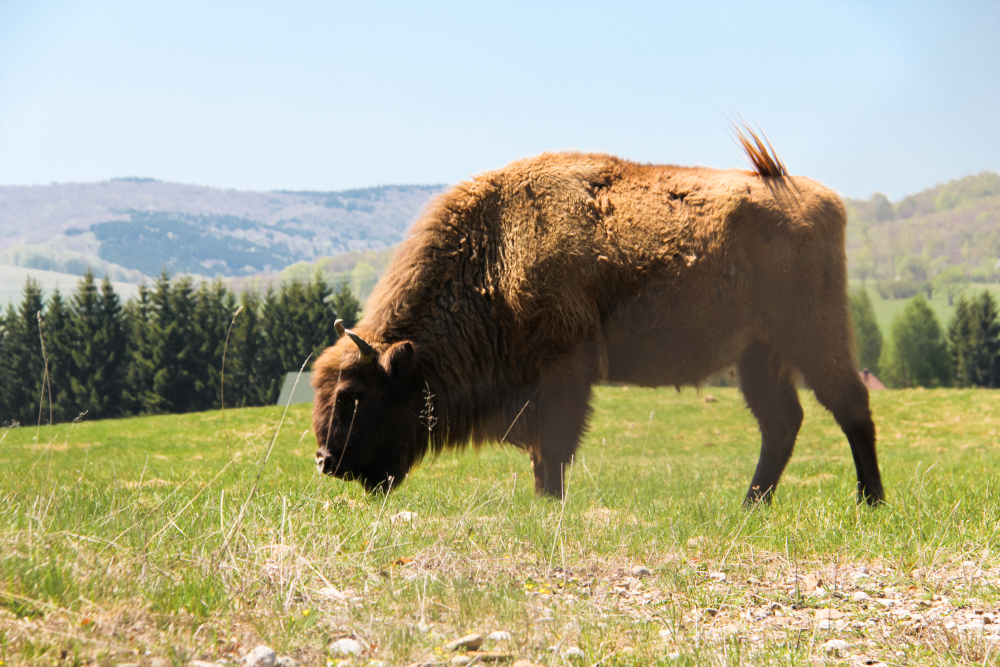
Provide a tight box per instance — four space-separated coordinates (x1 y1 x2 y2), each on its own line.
2 386 1000 665
849 279 1000 334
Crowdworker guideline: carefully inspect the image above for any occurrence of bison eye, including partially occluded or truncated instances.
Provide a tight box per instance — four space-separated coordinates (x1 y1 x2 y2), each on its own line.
339 391 363 405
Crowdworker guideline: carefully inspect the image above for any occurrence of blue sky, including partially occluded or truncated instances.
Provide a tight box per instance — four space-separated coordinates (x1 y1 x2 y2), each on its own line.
1 1 998 200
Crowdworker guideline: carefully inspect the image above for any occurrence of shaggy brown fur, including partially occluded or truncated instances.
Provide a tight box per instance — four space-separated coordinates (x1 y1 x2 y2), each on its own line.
312 137 883 505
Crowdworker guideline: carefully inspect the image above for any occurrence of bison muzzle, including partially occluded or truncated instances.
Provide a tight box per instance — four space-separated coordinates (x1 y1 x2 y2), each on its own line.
313 129 884 505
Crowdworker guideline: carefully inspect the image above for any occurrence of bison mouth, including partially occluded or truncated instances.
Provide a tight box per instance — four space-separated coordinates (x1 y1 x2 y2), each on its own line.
315 452 401 494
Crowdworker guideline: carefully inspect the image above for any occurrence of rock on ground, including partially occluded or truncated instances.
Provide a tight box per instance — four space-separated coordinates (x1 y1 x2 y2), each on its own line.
444 633 484 651
329 638 364 655
242 646 276 667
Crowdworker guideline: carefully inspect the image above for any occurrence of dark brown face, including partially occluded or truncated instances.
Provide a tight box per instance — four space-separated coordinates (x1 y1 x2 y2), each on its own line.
313 340 424 493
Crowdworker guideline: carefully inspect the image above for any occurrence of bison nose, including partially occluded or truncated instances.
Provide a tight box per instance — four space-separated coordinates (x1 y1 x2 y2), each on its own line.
315 452 328 471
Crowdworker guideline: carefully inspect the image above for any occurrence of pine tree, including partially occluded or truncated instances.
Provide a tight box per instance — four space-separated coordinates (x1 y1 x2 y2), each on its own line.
256 285 289 404
0 304 15 424
227 289 264 407
948 291 1000 388
880 295 951 388
42 288 78 423
849 288 883 375
191 279 238 411
67 272 127 419
328 278 361 329
148 275 202 414
6 279 46 426
122 283 156 415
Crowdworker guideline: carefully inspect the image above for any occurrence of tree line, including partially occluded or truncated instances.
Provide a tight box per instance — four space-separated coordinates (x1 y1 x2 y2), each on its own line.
0 271 360 426
850 288 1000 389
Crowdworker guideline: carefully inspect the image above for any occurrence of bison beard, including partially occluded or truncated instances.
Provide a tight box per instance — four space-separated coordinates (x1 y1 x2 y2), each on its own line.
312 131 885 505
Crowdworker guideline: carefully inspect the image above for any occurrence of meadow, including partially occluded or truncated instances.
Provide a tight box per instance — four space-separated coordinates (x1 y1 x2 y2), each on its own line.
851 281 1000 335
2 385 1000 666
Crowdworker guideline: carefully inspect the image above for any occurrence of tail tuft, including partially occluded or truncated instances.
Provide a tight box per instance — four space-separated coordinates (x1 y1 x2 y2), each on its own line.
734 121 788 178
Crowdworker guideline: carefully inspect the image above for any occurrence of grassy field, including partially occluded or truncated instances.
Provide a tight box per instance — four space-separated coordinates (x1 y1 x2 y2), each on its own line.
850 280 1000 335
2 386 1000 666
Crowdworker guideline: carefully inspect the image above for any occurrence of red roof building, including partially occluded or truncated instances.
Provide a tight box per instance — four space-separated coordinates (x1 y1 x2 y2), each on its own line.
860 368 886 390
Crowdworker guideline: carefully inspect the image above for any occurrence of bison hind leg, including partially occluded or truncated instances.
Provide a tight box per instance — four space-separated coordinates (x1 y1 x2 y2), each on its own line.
799 356 884 506
738 341 804 505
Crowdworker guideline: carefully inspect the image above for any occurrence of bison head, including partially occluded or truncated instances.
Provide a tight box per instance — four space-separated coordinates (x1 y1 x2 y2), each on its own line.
312 321 425 493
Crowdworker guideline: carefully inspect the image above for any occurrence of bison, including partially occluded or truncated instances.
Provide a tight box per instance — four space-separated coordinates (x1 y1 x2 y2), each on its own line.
312 130 884 505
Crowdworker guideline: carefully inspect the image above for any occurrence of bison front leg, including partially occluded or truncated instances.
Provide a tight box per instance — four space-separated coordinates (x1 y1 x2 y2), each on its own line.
738 341 804 504
530 357 596 499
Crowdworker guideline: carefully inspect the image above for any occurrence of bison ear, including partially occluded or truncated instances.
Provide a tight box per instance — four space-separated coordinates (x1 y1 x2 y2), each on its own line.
382 340 417 382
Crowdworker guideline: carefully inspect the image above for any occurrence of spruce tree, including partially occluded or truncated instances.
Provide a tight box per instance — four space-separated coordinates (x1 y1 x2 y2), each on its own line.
148 275 201 414
948 291 1000 388
0 305 14 424
68 272 127 419
328 278 361 329
255 286 285 405
6 279 46 426
192 279 238 411
227 289 265 407
849 288 883 375
122 283 156 415
43 288 78 423
880 295 951 388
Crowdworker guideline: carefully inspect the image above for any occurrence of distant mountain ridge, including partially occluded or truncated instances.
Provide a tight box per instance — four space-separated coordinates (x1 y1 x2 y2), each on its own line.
0 179 445 279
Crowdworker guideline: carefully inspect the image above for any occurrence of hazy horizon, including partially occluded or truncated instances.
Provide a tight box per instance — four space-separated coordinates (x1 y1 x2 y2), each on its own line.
2 1 999 201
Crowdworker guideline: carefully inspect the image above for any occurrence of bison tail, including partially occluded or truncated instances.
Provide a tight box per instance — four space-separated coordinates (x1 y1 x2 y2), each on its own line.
733 120 788 178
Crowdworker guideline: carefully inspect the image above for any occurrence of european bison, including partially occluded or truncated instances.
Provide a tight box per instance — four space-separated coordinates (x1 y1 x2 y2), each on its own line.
312 130 884 505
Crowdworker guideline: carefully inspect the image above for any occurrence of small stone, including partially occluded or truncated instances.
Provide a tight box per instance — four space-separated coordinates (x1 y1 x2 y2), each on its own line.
800 575 822 592
851 591 871 601
329 638 364 656
562 646 584 659
984 613 996 624
708 571 726 582
631 565 651 577
703 608 719 618
821 639 850 657
488 630 512 641
275 659 299 667
658 628 673 639
451 657 472 666
945 621 958 630
445 634 484 652
242 646 276 667
667 653 680 660
189 662 217 667
512 661 539 667
686 536 706 548
468 652 514 661
817 620 832 630
816 609 847 620
704 395 718 403
391 510 419 525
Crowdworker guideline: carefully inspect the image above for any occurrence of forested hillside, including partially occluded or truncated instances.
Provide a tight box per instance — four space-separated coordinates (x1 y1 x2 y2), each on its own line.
0 179 444 279
845 171 1000 295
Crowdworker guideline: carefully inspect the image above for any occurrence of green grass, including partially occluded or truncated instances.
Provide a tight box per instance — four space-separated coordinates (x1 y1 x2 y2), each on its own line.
2 386 1000 665
851 280 1000 334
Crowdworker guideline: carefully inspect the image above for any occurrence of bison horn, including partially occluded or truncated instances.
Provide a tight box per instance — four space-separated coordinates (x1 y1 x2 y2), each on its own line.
335 319 375 364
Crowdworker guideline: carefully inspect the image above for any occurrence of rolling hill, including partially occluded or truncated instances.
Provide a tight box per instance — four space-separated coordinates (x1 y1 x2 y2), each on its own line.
0 178 445 280
845 171 1000 285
